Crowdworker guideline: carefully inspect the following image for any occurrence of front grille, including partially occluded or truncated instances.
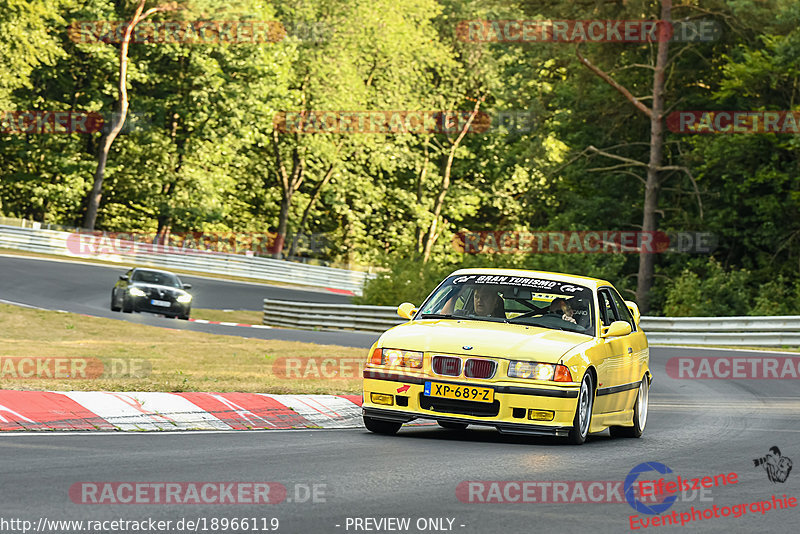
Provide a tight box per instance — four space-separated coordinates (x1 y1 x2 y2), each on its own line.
432 355 461 377
419 394 500 417
464 358 496 379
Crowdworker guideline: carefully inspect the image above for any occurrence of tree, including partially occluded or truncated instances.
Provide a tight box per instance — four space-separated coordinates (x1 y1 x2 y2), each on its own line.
82 0 180 230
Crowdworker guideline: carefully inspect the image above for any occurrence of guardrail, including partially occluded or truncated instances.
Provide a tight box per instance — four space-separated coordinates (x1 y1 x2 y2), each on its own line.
0 225 372 295
262 299 800 346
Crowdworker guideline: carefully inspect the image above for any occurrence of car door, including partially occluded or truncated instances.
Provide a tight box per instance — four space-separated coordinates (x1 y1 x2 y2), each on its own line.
592 288 634 413
597 286 642 413
607 287 647 402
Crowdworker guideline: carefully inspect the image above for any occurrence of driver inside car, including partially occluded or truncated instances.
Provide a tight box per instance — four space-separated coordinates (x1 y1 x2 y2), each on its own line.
473 285 505 318
549 297 577 324
440 285 505 318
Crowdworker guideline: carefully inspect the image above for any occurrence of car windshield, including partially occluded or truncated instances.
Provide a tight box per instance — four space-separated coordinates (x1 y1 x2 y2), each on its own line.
131 270 182 289
417 274 595 335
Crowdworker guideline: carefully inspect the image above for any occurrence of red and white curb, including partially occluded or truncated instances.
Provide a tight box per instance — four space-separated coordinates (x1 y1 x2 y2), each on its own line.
0 391 368 432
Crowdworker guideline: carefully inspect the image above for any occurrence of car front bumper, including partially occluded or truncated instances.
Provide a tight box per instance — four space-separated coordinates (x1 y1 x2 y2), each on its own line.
363 371 580 436
130 297 190 316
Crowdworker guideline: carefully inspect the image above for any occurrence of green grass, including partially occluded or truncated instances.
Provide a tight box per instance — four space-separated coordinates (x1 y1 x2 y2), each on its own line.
191 308 264 325
0 303 364 393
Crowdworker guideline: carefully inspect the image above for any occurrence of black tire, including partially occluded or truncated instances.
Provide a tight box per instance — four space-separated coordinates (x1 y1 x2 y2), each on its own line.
610 376 649 439
122 295 133 313
178 314 190 320
438 421 468 430
363 415 402 435
568 372 595 445
110 290 121 312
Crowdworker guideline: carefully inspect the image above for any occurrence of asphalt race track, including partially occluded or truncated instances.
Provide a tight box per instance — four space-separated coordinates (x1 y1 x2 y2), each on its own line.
0 347 798 533
1 254 798 533
0 254 378 348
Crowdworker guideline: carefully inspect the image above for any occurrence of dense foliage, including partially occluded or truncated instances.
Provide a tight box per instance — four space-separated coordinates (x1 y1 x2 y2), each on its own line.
1 0 798 315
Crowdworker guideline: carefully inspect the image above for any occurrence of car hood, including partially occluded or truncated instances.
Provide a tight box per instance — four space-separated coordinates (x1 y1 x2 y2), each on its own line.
378 319 592 363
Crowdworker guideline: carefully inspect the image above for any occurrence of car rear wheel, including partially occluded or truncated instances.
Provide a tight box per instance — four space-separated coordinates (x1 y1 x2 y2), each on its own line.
610 376 649 438
438 421 468 430
110 290 120 312
363 415 402 435
568 372 594 445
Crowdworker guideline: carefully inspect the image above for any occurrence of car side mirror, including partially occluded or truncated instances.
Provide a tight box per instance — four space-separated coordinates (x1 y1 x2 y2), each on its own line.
397 302 418 320
182 283 192 290
119 275 128 281
625 300 641 325
601 320 632 338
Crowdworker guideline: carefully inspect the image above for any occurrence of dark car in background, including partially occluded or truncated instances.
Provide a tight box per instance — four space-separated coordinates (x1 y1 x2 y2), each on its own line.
111 268 193 319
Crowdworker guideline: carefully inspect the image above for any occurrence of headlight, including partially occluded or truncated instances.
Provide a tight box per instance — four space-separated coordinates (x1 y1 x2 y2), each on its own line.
371 348 423 368
129 287 146 297
508 361 573 382
176 294 192 303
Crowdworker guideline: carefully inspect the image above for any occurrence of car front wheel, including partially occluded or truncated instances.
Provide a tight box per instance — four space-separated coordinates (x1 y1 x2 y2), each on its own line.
568 372 594 445
122 295 133 313
610 376 649 438
363 415 402 435
110 290 120 312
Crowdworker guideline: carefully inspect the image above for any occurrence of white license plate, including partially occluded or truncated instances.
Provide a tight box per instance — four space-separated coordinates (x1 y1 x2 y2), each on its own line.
150 299 171 307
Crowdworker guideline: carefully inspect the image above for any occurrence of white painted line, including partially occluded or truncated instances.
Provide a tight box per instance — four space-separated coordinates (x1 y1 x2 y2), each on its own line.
0 298 48 310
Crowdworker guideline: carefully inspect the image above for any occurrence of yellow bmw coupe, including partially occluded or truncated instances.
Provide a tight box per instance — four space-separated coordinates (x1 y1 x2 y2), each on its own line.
362 268 650 444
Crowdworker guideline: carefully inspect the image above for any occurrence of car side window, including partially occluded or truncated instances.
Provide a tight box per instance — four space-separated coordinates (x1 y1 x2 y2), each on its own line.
607 287 636 331
598 290 618 327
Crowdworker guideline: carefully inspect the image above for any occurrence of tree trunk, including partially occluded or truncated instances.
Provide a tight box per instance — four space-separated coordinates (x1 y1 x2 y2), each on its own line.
270 127 306 259
636 1 671 313
287 163 336 258
414 143 430 255
82 0 178 230
274 193 291 257
422 98 484 263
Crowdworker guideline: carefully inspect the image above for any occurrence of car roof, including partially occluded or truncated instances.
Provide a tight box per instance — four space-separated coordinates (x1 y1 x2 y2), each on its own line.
131 268 178 276
447 268 611 290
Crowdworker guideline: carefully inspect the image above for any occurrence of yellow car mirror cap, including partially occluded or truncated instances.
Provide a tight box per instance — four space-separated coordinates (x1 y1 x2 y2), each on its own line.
397 302 418 320
601 320 632 338
625 300 641 325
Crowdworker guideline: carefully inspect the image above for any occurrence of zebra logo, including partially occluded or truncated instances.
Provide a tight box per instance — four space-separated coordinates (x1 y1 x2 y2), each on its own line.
753 446 793 483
